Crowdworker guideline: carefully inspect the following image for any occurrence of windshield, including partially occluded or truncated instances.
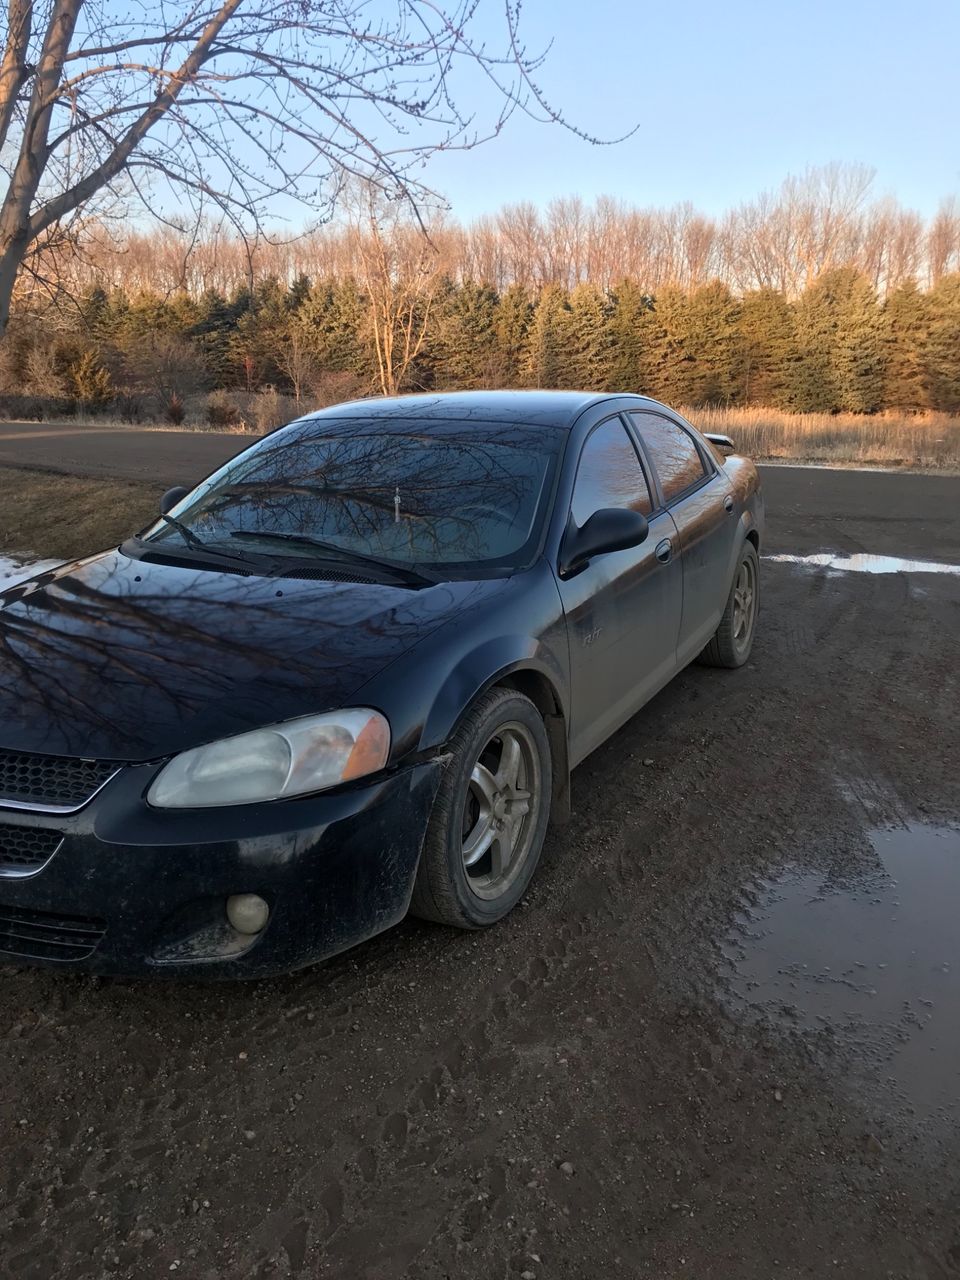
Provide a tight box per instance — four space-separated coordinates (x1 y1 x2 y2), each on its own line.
140 417 562 573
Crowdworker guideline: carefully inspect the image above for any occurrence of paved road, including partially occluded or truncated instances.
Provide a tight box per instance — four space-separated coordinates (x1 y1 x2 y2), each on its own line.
2 426 960 1279
0 420 251 486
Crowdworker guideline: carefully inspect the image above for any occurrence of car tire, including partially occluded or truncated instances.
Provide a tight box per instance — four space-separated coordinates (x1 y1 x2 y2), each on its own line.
698 541 760 669
410 688 552 929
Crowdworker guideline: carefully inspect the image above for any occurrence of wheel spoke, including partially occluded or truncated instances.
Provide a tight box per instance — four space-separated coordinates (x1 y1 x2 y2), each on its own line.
470 762 498 807
488 828 509 879
463 814 495 867
495 731 522 790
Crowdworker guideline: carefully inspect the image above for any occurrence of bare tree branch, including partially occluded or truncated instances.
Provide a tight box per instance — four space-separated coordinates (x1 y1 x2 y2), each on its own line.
0 0 607 338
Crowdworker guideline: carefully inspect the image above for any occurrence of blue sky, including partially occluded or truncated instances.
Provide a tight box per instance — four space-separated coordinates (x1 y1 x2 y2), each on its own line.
419 0 959 219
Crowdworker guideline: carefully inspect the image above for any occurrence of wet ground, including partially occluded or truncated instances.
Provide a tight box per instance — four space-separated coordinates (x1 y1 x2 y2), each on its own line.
766 551 960 576
2 467 960 1280
721 823 960 1124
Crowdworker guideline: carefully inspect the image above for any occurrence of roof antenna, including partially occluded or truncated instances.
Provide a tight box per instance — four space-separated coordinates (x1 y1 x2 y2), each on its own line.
394 485 401 524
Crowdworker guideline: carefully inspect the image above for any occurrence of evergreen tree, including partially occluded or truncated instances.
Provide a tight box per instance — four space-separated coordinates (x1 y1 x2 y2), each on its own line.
638 286 691 403
432 280 500 388
566 283 613 390
520 284 573 389
924 274 960 412
191 290 234 388
682 282 744 405
882 281 929 411
288 273 312 311
738 288 796 408
606 280 654 392
78 286 110 341
789 268 883 413
298 278 372 381
495 284 532 386
834 272 884 413
789 271 844 411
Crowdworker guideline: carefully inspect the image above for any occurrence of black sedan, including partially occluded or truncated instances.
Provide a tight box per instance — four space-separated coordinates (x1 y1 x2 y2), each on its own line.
0 392 763 977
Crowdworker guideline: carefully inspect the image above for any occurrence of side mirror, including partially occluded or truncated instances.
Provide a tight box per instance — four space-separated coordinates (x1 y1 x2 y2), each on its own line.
559 508 650 578
704 432 735 455
160 485 189 515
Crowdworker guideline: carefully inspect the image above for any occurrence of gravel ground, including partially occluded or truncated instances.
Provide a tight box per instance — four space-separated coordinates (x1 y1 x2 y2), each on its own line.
1 467 959 1280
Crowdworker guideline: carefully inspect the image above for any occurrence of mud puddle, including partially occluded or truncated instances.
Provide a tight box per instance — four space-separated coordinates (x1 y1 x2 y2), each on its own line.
721 823 960 1118
765 551 960 576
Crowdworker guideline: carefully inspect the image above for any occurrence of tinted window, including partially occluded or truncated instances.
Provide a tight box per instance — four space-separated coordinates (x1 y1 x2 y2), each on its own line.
142 418 561 570
631 413 708 502
571 418 653 526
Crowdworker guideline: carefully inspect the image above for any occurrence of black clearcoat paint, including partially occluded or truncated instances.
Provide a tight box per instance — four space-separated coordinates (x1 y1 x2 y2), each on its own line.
0 392 763 977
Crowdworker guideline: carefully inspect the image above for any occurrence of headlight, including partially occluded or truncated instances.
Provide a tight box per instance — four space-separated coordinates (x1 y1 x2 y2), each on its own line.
147 710 390 809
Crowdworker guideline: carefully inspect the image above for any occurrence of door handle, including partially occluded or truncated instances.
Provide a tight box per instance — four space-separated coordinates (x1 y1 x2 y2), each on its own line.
655 537 673 564
723 494 735 513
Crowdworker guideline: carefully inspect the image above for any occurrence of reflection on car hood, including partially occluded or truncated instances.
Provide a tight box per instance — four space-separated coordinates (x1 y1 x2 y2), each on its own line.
0 550 500 760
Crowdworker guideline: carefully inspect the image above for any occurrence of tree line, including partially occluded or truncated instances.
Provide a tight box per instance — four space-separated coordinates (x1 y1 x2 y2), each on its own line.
3 262 958 425
1 165 957 424
49 168 960 300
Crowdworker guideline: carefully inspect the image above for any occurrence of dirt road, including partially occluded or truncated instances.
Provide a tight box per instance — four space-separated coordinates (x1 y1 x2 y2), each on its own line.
1 466 959 1280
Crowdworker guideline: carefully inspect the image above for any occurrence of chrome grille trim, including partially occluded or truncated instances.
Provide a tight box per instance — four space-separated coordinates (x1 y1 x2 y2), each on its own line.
0 749 122 813
0 773 121 815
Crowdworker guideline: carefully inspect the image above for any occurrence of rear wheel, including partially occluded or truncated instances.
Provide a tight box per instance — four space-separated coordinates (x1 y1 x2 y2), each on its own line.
698 542 759 668
410 688 552 929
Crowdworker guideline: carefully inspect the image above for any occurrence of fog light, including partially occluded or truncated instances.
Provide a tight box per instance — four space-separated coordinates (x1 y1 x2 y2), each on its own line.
226 893 270 935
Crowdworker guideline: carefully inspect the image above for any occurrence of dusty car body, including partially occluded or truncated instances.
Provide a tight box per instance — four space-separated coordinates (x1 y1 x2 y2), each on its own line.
0 392 763 976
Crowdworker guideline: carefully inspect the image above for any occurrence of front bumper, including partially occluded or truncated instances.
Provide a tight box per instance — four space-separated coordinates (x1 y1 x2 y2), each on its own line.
0 760 441 978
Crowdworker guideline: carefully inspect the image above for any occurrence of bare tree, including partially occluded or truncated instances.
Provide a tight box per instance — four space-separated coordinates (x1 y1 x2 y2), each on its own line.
0 0 597 338
928 198 960 285
26 166 960 305
274 318 320 406
345 182 447 396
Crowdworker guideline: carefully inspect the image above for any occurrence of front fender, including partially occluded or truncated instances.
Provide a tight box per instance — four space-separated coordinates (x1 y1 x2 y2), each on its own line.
419 632 569 752
353 563 570 769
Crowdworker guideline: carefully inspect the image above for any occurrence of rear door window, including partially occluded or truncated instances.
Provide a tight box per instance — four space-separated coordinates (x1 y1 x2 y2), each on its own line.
629 413 709 503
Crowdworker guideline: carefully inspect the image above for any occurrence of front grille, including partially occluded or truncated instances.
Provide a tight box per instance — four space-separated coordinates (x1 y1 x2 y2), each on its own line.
0 904 106 962
0 749 118 810
0 823 63 876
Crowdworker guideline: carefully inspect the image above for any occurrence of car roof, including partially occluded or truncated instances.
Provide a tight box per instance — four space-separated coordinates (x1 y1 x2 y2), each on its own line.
303 390 671 431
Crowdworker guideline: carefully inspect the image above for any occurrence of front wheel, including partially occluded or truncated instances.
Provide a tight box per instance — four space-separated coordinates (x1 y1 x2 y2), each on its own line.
698 542 760 668
410 688 552 929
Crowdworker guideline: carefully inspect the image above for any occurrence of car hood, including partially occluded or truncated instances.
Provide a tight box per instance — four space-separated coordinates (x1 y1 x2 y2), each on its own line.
0 550 502 761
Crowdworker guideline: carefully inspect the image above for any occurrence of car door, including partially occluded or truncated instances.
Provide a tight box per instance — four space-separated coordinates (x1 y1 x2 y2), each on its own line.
555 415 682 766
628 411 739 664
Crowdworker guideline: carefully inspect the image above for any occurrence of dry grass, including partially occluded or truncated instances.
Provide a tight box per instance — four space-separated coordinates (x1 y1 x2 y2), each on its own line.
0 467 157 560
684 407 960 470
0 412 258 434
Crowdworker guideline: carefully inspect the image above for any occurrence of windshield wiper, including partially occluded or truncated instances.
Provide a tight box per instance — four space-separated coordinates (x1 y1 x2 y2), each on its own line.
228 530 438 586
158 511 211 552
148 515 255 567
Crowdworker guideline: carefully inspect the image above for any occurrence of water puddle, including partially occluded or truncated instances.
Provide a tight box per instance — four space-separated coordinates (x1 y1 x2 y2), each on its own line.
0 555 61 590
765 552 960 576
722 824 960 1117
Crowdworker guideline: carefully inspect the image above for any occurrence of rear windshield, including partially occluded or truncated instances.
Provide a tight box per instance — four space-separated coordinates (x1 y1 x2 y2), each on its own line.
141 416 562 572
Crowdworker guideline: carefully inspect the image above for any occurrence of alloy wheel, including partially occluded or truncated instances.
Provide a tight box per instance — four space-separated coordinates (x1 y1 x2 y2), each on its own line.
732 555 757 652
460 721 542 901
